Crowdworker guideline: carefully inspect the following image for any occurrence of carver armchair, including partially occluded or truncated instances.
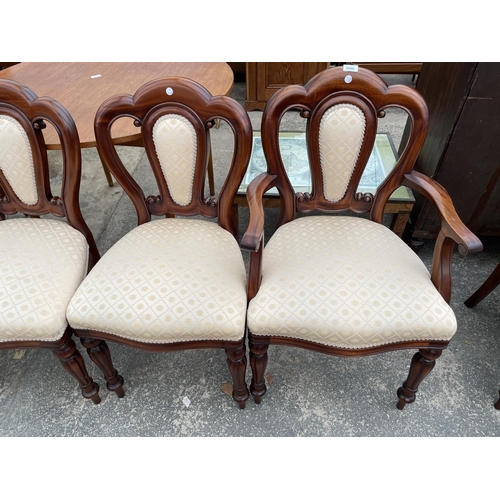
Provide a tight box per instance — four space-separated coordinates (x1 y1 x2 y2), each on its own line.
241 66 483 409
0 79 102 403
67 78 252 408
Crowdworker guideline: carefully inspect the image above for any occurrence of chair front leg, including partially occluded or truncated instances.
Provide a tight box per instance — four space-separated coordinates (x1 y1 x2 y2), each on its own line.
224 341 249 409
248 332 270 404
52 336 101 404
80 336 125 398
396 348 443 410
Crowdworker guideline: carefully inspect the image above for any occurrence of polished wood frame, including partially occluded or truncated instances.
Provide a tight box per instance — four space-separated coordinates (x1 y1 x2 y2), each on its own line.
0 79 102 403
241 67 483 410
72 77 253 408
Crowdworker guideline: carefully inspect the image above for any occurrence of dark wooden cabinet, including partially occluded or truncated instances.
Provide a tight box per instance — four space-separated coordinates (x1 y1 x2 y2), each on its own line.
245 62 329 111
355 62 422 74
401 62 500 239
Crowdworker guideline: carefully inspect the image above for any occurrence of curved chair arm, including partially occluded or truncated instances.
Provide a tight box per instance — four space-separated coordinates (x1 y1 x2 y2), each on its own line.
403 171 483 302
403 171 483 255
240 173 277 252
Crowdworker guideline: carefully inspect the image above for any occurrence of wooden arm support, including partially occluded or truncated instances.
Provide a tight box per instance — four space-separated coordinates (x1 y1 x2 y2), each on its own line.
240 173 277 252
403 171 483 302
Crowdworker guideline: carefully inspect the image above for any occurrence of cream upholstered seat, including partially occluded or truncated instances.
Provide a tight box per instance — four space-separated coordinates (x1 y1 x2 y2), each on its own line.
67 77 253 408
241 66 482 410
0 79 103 404
1 218 89 342
248 216 457 348
68 218 247 344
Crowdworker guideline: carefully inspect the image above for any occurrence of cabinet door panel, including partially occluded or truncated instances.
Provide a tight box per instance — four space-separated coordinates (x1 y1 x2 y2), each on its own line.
246 62 328 111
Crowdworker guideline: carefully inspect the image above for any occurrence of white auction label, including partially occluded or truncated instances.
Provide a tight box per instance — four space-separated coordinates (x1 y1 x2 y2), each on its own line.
343 64 359 72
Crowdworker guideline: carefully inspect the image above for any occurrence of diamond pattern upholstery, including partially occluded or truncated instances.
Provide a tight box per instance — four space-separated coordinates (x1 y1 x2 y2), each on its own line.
67 218 247 343
0 114 38 205
247 216 457 349
319 104 365 202
0 218 89 342
153 114 197 206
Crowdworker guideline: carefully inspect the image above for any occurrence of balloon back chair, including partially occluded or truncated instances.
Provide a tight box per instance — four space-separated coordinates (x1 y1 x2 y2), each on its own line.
0 79 102 403
241 66 483 409
67 78 252 408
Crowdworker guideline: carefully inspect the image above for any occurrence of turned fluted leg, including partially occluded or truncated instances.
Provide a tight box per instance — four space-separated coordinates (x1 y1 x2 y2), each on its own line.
52 337 101 404
397 348 442 410
224 342 249 409
249 333 269 404
80 337 125 398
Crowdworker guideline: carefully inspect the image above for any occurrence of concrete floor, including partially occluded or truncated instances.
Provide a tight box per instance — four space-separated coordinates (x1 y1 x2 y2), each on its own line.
1 74 500 438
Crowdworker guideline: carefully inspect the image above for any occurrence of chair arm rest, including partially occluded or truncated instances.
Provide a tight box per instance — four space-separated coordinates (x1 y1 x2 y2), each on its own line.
403 171 483 255
240 173 277 252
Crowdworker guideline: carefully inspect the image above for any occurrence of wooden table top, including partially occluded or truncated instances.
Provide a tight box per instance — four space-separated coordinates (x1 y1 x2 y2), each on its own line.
0 62 234 149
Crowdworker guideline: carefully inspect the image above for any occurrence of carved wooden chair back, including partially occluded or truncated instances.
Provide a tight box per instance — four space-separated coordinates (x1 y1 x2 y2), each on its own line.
0 78 98 261
0 79 101 404
94 77 252 237
260 67 428 228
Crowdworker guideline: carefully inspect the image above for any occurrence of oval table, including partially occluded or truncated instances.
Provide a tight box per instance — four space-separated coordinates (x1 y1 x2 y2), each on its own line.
0 62 235 187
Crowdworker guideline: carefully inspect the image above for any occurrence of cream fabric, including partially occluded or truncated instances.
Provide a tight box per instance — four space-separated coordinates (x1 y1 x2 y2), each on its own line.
67 219 247 343
0 218 89 342
319 104 365 202
0 114 38 205
248 216 457 349
153 114 197 206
